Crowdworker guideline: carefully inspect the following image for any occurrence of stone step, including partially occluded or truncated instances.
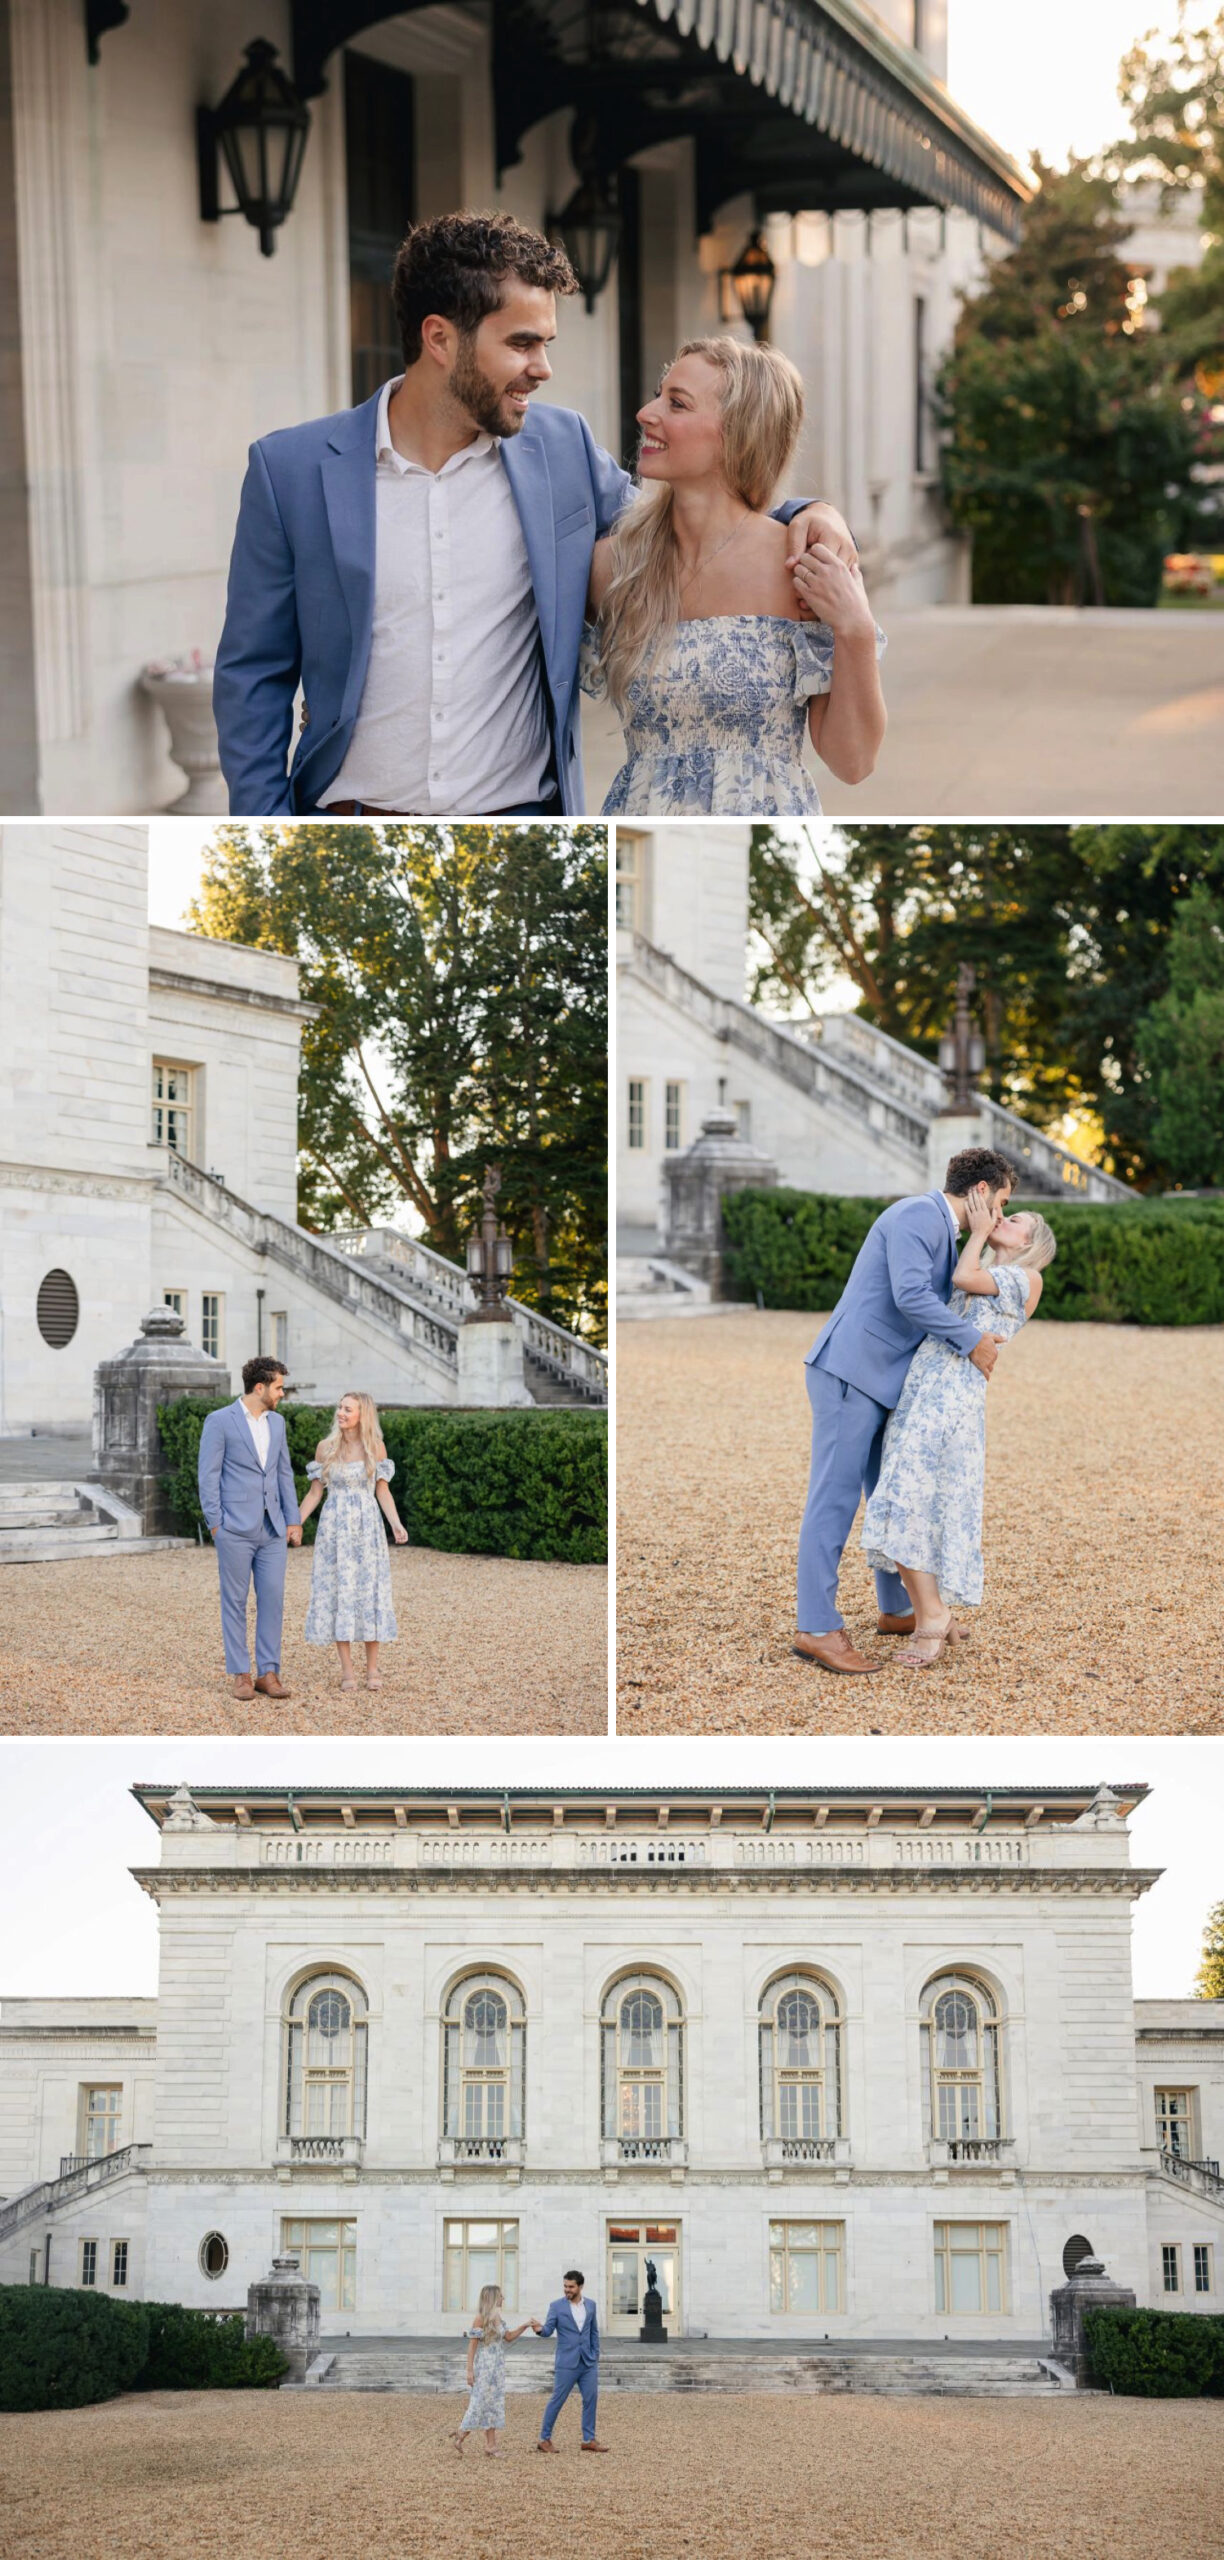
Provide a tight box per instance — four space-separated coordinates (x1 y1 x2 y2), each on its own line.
318 2345 1059 2398
0 1519 119 1558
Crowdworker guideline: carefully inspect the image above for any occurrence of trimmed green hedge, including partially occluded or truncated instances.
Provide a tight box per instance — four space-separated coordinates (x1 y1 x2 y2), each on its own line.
156 1400 607 1565
0 2287 287 2410
1084 2305 1224 2397
719 1188 1224 1327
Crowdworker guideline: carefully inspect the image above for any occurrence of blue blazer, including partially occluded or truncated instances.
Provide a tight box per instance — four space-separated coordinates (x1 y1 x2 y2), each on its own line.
197 1401 301 1538
807 1192 981 1409
214 385 810 817
539 2296 599 2370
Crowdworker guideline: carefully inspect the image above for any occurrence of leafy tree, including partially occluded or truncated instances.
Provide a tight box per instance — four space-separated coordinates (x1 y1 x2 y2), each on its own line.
1115 4 1224 389
185 822 607 1342
1133 883 1224 1184
1196 1898 1224 1998
939 159 1196 604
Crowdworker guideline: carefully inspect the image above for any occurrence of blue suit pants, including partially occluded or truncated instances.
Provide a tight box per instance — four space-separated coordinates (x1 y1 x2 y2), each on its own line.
214 1523 287 1674
540 2363 598 2442
796 1366 910 1632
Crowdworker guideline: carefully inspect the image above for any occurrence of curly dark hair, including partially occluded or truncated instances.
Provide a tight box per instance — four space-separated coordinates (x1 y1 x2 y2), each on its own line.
391 210 578 365
241 1356 288 1395
943 1147 1020 1198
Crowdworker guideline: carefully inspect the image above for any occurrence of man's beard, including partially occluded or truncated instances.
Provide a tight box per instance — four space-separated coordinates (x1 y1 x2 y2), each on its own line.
450 340 528 438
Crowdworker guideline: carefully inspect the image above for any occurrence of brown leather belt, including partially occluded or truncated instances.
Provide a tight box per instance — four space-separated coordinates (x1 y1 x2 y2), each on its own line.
322 800 559 819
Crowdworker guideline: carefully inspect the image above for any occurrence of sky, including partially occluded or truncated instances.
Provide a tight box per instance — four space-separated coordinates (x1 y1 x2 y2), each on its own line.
947 0 1187 170
148 819 219 928
0 1737 1219 2004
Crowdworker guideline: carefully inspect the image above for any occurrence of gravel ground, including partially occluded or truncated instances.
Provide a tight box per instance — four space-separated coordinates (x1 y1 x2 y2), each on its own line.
1 2391 1220 2560
617 1311 1224 1733
0 1545 606 1734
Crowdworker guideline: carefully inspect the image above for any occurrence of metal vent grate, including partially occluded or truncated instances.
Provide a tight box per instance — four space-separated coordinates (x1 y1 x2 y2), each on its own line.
1063 2234 1094 2279
36 1268 80 1348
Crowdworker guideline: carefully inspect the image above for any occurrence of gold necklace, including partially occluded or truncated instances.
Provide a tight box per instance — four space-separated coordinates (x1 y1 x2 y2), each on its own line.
678 510 752 596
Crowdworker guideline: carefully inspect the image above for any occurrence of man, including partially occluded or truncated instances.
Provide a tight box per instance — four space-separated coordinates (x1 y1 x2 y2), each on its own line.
794 1149 1019 1675
197 1355 302 1702
532 2268 608 2453
214 209 857 818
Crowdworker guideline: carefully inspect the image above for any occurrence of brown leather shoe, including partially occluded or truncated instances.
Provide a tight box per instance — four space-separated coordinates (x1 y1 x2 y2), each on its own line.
876 1611 916 1636
231 1673 255 1699
536 2439 556 2452
254 1673 293 1700
793 1629 884 1675
580 2440 611 2452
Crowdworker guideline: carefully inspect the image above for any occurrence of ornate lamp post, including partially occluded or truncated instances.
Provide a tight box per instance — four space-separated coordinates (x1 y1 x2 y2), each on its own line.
720 228 777 341
465 1167 515 1318
197 40 311 259
937 963 987 1112
548 118 620 313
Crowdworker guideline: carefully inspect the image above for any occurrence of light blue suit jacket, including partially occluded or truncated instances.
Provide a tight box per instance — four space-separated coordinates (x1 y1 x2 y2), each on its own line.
197 1400 301 1539
807 1192 981 1409
540 2296 600 2371
214 385 812 816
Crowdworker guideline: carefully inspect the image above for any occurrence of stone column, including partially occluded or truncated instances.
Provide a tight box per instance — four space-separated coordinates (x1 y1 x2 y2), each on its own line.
246 2254 320 2384
926 1108 991 1191
1049 2256 1137 2386
93 1307 230 1534
661 1110 778 1293
457 1311 534 1407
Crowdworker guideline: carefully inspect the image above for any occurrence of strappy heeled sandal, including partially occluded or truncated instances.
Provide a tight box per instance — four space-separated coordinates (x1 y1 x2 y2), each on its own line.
894 1623 955 1668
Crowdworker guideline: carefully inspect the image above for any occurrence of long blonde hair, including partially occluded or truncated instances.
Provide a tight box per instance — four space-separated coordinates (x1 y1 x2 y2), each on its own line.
314 1390 384 1484
991 1212 1058 1274
591 335 805 711
473 2284 505 2341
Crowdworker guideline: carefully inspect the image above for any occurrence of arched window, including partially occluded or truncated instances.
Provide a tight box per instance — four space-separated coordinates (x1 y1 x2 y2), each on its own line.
442 1974 525 2150
284 1972 368 2140
601 1972 683 2154
758 1972 842 2147
920 1973 1002 2146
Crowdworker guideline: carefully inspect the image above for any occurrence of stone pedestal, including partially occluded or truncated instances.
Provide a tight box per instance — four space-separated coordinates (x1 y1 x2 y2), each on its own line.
926 1109 991 1190
246 2254 320 2384
639 2280 668 2344
457 1313 533 1408
1049 2256 1136 2387
93 1307 230 1534
662 1110 778 1293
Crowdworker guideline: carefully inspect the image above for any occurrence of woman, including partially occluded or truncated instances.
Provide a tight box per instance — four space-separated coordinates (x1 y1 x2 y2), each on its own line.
583 335 886 815
299 1392 406 1690
454 2285 532 2457
860 1189 1057 1665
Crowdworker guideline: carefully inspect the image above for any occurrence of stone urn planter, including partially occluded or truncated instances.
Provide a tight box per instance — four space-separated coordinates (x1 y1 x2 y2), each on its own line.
141 653 225 813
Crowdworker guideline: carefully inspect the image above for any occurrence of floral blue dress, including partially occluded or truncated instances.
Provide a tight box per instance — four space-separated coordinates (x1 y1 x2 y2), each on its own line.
859 1266 1032 1609
459 2320 507 2433
584 613 885 815
303 1458 398 1645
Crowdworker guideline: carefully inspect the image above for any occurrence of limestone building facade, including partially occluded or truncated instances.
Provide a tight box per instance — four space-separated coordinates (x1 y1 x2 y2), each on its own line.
616 824 1130 1249
0 822 603 1433
1 1782 1220 2340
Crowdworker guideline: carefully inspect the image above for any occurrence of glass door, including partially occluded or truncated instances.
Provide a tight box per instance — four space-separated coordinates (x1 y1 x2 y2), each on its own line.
606 2220 681 2335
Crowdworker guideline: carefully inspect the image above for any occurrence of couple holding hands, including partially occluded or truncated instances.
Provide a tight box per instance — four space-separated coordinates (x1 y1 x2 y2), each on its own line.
454 2270 608 2459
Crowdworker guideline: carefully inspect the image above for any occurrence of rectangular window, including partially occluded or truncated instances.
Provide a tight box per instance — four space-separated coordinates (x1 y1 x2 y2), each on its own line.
281 2218 357 2314
769 2220 844 2315
80 2239 98 2287
615 832 646 933
914 294 929 475
1194 2243 1212 2294
1162 2243 1181 2294
28 2250 38 2286
733 1099 752 1140
933 2222 1007 2315
664 1082 684 1152
627 1079 647 1151
1155 2089 1196 2155
345 50 415 407
112 2239 129 2289
442 2219 520 2315
151 1060 192 1155
270 1312 288 1363
201 1294 224 1361
162 1289 186 1319
912 1 925 51
82 2087 122 2159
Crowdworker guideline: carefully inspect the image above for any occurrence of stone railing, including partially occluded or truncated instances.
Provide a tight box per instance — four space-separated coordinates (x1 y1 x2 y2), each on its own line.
1160 2148 1224 2198
977 1096 1131 1203
332 1228 607 1403
0 2142 152 2241
602 2135 687 2166
930 2137 1012 2166
439 2135 524 2168
578 1836 711 1868
284 2135 364 2167
763 2136 847 2167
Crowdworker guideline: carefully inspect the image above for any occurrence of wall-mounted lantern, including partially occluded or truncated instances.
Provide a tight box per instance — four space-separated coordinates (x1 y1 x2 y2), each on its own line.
719 228 777 341
197 40 310 259
548 120 620 314
84 1 129 65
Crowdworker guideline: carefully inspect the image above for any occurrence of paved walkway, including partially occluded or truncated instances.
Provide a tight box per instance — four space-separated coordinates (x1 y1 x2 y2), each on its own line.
581 607 1224 815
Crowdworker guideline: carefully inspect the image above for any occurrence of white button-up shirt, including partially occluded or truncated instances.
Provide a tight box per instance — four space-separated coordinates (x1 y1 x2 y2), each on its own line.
322 378 551 815
938 1192 962 1247
567 2296 587 2330
241 1401 271 1469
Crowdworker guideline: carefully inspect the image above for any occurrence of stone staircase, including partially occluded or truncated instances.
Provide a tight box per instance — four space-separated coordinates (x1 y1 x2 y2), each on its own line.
615 1257 720 1322
0 1481 179 1565
315 2338 1062 2397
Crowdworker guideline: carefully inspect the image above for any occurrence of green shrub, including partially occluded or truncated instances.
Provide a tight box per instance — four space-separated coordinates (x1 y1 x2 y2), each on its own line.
142 2301 287 2390
719 1188 1224 1327
1083 2305 1224 2397
0 2286 149 2410
156 1399 607 1564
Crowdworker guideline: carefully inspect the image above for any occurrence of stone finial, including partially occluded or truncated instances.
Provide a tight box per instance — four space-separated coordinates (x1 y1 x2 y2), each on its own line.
1070 1785 1128 1831
162 1784 217 1832
661 1110 778 1290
